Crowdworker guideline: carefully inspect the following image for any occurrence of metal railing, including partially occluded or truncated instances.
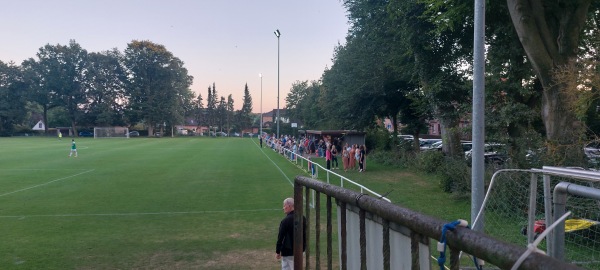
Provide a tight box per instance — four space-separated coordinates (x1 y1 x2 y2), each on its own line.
274 145 391 202
553 182 600 261
293 176 582 270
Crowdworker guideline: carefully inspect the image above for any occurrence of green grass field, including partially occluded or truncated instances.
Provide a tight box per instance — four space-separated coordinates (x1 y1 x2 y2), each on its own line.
0 137 308 269
0 136 480 270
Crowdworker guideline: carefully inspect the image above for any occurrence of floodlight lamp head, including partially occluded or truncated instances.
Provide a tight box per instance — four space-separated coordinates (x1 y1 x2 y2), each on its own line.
274 29 281 37
259 73 262 78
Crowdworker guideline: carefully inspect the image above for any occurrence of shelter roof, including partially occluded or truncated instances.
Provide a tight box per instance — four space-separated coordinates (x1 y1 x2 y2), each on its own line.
302 130 366 136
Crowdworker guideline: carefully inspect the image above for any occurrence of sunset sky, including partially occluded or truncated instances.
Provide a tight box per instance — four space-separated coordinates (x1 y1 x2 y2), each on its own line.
0 0 349 113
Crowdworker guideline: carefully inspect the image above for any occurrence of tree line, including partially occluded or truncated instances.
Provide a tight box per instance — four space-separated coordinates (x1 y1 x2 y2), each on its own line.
0 40 253 137
285 0 599 167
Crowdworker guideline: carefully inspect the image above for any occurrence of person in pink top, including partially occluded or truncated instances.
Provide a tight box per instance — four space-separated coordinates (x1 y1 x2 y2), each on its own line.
349 144 356 170
304 138 309 155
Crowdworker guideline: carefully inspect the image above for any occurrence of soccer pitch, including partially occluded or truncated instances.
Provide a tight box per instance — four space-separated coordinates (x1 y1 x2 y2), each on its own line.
0 137 305 269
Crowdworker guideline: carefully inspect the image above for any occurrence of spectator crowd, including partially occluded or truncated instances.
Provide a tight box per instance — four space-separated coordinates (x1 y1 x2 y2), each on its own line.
261 133 367 173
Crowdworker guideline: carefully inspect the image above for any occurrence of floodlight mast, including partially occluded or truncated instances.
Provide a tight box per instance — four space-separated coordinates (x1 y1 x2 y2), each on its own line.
274 29 281 138
259 73 263 139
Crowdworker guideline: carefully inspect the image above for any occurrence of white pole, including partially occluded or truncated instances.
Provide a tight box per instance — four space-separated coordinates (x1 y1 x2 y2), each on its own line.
260 73 263 139
471 0 486 232
274 29 281 138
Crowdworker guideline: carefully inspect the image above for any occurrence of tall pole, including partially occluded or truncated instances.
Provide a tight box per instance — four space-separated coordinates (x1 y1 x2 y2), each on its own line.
259 73 263 138
471 0 485 232
274 29 281 138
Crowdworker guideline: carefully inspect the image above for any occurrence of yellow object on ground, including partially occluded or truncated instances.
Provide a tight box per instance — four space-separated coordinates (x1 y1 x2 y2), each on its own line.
565 219 600 233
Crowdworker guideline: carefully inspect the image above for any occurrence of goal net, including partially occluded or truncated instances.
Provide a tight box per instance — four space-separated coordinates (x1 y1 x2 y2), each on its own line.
94 127 129 138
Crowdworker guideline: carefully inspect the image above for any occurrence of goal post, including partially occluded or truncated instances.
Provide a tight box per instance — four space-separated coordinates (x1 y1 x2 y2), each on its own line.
94 127 130 138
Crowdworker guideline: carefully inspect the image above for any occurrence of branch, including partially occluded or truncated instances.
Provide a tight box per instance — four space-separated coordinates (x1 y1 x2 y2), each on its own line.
530 0 559 57
507 0 554 85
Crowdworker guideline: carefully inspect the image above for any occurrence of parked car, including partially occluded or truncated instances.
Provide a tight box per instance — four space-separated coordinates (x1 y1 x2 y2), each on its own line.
584 141 600 166
216 131 228 137
419 139 442 150
233 132 240 137
128 131 140 137
426 141 443 151
465 143 508 165
79 131 93 137
461 142 473 152
584 141 600 159
398 134 414 140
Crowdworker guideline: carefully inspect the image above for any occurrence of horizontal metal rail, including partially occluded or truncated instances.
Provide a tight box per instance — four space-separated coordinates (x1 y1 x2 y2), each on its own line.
294 176 582 270
276 146 391 202
553 182 600 261
532 166 600 182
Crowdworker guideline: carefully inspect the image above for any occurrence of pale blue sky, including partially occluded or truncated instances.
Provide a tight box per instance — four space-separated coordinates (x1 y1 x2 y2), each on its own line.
0 0 349 112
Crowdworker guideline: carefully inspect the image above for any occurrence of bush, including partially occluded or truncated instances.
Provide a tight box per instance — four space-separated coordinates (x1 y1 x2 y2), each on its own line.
369 143 471 195
366 127 394 151
368 150 399 167
414 150 445 173
437 157 471 193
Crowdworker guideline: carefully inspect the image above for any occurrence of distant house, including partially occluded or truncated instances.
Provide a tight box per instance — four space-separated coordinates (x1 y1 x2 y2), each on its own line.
174 117 208 135
266 108 288 125
32 120 45 131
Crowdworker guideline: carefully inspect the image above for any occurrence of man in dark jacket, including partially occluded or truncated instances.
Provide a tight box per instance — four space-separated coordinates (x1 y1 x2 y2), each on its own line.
276 198 306 270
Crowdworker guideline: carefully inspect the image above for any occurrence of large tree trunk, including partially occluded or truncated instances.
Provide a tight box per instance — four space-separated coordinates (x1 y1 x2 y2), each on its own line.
507 0 591 142
439 115 464 157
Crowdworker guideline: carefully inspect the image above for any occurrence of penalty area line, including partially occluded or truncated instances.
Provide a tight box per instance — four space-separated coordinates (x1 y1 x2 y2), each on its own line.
0 169 95 198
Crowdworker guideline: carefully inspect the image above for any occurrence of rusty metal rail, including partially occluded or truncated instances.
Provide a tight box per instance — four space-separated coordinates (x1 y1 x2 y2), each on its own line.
292 176 582 270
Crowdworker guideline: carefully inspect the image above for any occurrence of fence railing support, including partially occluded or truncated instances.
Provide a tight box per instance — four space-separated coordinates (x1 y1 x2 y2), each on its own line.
294 176 582 270
315 191 321 270
294 182 304 270
552 182 600 261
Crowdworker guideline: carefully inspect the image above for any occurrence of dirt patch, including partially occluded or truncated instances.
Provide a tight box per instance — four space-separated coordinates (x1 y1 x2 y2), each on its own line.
202 249 276 270
130 249 278 270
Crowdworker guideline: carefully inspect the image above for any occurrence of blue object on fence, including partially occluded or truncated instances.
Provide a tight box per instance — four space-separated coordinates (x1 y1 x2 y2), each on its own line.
437 220 482 270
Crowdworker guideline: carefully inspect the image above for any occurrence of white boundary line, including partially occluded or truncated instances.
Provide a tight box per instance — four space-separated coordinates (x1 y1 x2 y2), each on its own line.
0 208 280 219
253 138 293 186
0 168 91 171
0 169 95 197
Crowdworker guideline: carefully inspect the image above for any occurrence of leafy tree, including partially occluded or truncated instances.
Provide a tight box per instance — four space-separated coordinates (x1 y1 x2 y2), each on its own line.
286 80 326 129
412 0 599 164
318 0 431 148
82 49 127 127
123 40 193 136
507 0 593 145
25 40 89 135
391 0 473 157
0 61 28 136
175 85 196 129
286 80 310 126
22 58 56 134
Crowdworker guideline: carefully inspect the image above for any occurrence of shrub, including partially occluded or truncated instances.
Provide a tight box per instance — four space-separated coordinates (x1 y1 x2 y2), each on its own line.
369 150 400 167
437 157 471 193
366 127 394 151
414 150 445 173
